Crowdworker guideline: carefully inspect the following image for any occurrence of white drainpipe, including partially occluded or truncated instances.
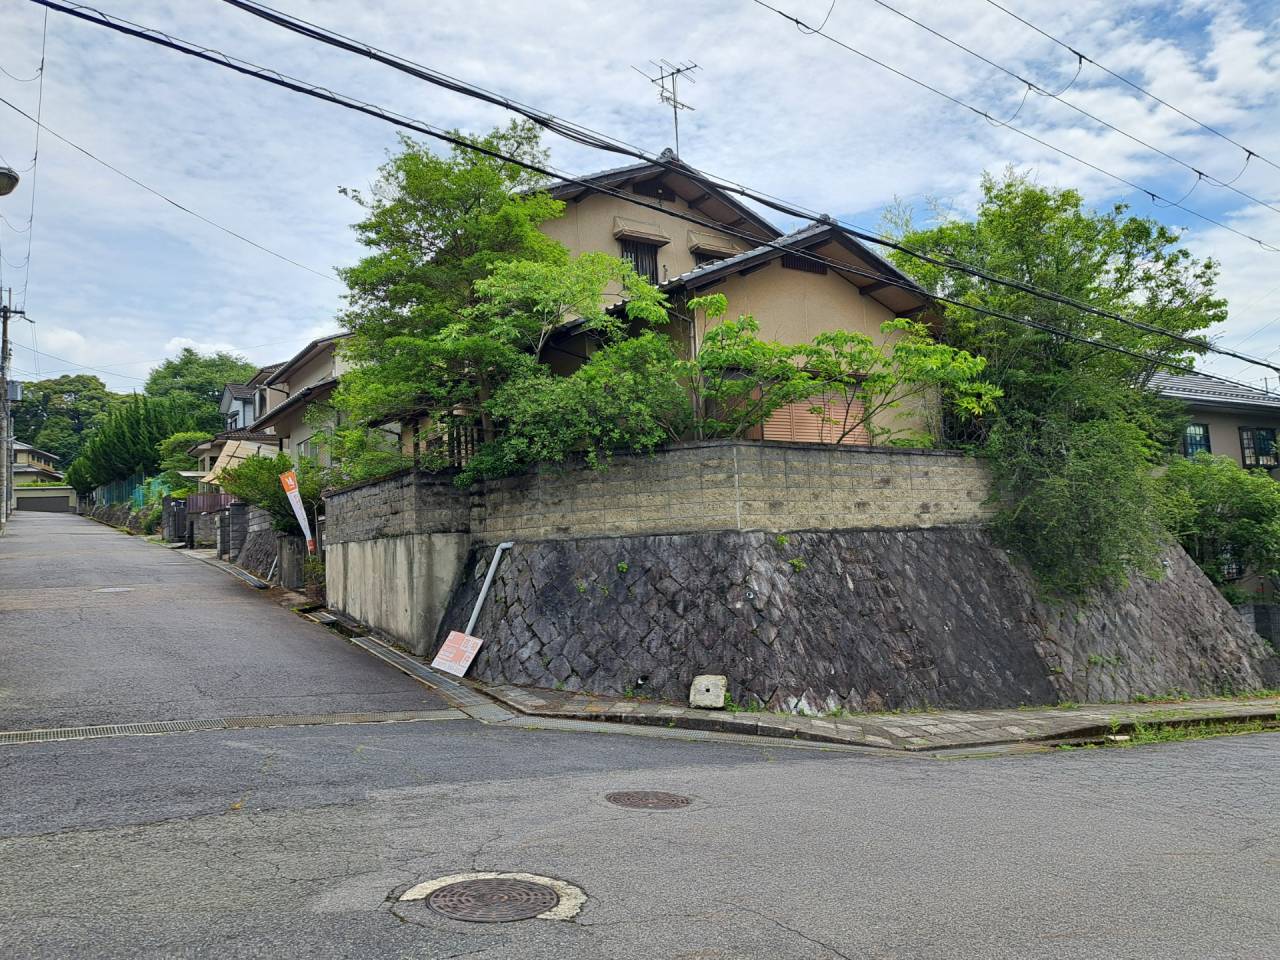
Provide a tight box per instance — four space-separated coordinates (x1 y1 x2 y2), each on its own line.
465 541 515 636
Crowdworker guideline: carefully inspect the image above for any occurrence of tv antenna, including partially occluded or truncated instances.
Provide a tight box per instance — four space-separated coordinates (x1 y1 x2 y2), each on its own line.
632 59 699 156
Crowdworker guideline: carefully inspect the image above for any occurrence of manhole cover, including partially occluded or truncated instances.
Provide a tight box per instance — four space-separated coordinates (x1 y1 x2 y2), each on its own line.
605 790 692 810
426 878 560 923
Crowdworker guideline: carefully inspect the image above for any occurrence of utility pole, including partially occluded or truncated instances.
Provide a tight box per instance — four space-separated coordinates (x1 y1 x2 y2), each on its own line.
632 60 699 156
0 288 26 528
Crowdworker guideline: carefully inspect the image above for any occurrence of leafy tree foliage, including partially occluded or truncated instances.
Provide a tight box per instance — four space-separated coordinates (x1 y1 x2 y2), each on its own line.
145 348 255 432
1163 453 1280 602
888 172 1224 595
218 453 327 534
11 374 120 463
684 294 997 444
464 293 996 483
156 430 212 493
336 122 565 434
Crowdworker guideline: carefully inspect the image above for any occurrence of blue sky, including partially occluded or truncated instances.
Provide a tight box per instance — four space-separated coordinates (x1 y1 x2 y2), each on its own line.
1 0 1278 392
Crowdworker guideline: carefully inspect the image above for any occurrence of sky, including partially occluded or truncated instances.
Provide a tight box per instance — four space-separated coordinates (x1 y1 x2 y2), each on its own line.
0 0 1278 393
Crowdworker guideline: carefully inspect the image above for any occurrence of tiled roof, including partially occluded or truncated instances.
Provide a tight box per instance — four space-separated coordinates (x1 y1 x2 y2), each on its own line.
1150 372 1280 410
663 221 929 309
250 378 338 430
216 428 279 442
224 383 254 400
264 333 350 386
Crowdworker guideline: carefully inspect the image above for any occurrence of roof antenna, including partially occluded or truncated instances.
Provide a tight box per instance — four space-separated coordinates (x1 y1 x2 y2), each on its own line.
631 59 699 157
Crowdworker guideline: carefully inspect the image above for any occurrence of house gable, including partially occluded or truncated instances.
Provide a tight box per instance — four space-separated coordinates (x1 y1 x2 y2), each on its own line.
539 154 780 288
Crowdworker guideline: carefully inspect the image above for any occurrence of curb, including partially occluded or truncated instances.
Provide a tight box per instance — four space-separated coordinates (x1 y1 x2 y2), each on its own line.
480 686 1280 753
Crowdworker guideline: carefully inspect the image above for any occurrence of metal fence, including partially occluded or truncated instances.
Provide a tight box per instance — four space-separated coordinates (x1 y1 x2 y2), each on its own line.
184 491 238 514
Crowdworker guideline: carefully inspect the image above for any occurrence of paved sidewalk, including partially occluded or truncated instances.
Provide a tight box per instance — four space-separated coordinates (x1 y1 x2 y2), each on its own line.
485 685 1280 751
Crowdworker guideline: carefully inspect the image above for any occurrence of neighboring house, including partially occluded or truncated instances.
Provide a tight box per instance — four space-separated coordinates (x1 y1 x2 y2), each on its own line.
219 383 257 431
248 334 352 465
188 428 281 489
12 440 63 482
1154 373 1280 478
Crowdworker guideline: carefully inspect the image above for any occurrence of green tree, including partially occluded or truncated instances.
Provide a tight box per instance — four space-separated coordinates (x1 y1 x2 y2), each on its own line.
11 373 120 462
888 172 1223 594
336 121 565 436
1163 453 1280 602
145 348 255 432
218 453 327 535
155 430 212 492
66 394 197 492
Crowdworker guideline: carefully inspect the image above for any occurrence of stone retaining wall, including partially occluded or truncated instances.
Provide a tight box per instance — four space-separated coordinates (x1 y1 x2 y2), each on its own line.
440 527 1278 712
323 441 1278 705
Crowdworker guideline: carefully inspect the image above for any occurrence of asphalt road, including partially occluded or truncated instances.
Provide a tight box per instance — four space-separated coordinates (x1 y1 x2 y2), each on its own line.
2 512 1278 959
0 512 447 727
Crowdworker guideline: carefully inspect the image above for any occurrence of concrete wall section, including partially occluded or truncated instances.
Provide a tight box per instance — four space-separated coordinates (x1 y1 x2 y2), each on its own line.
326 533 471 656
324 471 473 654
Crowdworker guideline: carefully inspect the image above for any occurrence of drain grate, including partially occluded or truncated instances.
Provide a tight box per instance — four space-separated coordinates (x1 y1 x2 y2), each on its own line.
605 790 692 810
0 718 223 745
427 878 559 923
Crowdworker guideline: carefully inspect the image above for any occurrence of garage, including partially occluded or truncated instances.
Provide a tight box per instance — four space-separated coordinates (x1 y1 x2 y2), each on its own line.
14 487 76 512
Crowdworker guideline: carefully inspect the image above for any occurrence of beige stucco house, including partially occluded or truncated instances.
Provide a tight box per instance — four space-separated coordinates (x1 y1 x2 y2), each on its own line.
1155 372 1280 478
401 154 939 455
539 154 938 444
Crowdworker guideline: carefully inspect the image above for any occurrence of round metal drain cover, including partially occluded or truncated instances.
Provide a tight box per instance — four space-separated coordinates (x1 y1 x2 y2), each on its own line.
426 878 560 923
605 790 692 810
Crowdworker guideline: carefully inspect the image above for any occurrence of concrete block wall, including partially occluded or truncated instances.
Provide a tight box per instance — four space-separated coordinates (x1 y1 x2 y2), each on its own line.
474 441 995 543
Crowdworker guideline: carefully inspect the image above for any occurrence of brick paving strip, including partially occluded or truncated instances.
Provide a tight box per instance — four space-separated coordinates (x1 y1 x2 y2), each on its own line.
481 685 1280 752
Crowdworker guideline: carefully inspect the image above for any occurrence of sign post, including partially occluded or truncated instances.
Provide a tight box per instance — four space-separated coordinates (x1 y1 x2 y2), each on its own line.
279 470 316 554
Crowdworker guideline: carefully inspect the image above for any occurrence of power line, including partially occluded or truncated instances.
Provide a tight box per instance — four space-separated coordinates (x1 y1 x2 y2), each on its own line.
977 0 1280 176
214 0 1280 377
16 6 49 311
0 96 341 285
748 0 1280 254
35 0 1278 397
863 0 1280 217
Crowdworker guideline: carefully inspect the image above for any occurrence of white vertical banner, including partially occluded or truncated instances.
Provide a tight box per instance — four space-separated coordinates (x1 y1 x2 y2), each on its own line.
279 469 315 554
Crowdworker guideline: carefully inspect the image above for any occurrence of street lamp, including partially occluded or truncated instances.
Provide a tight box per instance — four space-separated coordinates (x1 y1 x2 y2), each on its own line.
0 166 19 197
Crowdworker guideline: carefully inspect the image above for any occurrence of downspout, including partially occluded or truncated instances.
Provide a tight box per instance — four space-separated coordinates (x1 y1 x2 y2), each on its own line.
465 541 515 636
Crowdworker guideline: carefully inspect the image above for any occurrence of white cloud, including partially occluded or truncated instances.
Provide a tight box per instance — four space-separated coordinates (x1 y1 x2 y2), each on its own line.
0 0 1277 392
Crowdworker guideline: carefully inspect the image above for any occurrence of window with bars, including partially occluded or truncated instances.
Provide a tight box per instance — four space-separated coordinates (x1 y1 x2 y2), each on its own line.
1239 426 1278 468
781 252 827 274
1182 423 1211 457
620 238 660 283
693 251 723 267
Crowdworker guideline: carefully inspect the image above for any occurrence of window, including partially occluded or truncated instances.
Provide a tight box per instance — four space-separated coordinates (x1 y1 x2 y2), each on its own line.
1182 423 1211 457
620 238 660 283
781 252 827 274
1220 546 1245 581
693 251 723 268
1239 427 1278 469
